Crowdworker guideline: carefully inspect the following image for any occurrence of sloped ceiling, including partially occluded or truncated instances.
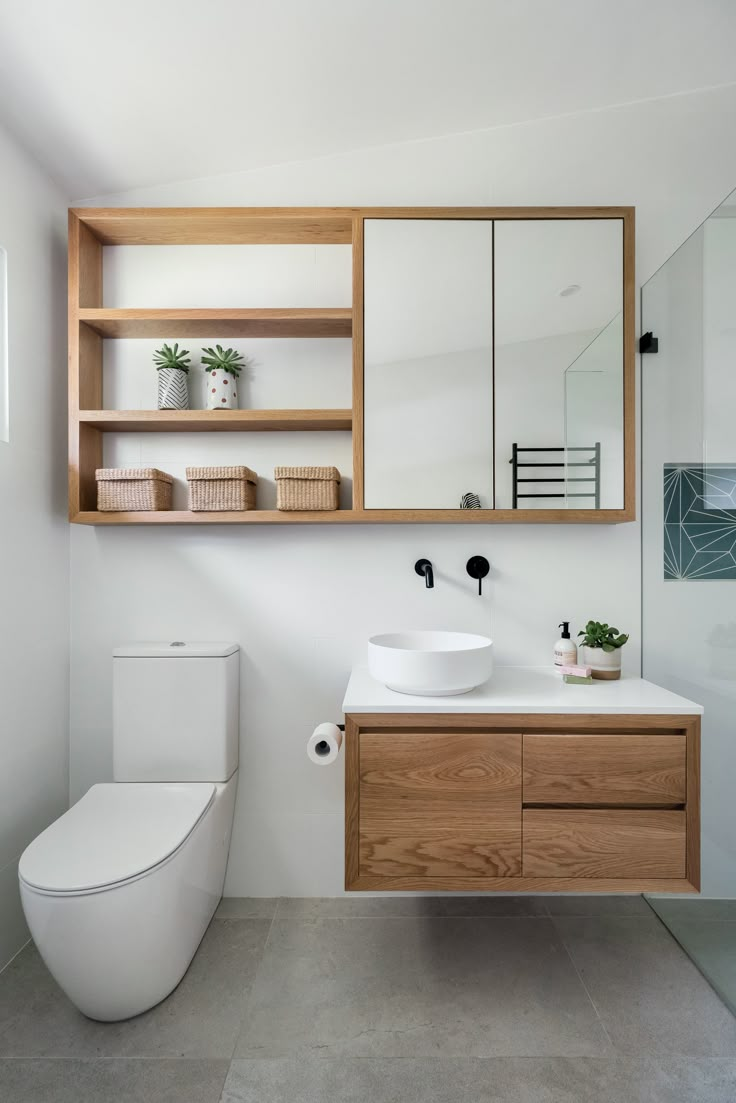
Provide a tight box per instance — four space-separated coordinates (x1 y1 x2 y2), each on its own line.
1 0 735 198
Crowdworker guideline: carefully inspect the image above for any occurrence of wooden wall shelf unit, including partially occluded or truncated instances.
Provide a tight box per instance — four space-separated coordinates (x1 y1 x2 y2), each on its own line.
344 712 700 893
69 206 635 525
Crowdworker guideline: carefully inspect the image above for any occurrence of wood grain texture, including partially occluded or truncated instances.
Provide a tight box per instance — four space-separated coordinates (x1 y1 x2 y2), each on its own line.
360 732 521 824
522 733 686 805
68 211 103 517
351 216 365 510
522 808 686 879
686 717 701 890
78 307 352 338
622 207 636 521
345 717 361 889
344 712 700 893
359 830 521 879
71 507 637 525
358 732 521 880
74 208 354 245
78 409 352 432
346 713 698 732
69 204 635 527
347 874 696 893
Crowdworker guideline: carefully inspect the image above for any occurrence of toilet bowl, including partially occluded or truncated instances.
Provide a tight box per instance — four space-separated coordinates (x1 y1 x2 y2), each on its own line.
19 775 237 1021
19 641 241 1022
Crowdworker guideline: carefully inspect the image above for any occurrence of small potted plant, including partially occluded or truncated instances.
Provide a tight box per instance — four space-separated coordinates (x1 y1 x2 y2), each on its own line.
201 345 245 410
154 343 190 410
578 620 629 680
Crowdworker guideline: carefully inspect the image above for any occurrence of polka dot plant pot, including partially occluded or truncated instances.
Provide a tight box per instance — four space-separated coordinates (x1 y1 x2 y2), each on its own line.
206 370 239 410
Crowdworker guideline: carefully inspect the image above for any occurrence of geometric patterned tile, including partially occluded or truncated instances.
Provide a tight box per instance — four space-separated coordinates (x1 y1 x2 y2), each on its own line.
664 465 736 579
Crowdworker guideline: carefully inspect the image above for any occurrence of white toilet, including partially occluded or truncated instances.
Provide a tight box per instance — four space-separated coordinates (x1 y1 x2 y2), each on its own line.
19 641 240 1022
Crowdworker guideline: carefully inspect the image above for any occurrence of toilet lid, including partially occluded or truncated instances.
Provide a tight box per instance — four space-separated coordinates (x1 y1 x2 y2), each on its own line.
19 782 215 894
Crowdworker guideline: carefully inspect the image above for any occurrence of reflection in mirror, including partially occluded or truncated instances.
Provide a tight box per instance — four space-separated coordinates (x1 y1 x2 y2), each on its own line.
363 220 494 509
494 220 624 509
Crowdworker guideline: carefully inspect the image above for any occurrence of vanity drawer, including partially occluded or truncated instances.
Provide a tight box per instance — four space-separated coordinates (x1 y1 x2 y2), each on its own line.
358 731 521 880
523 809 686 879
522 734 686 806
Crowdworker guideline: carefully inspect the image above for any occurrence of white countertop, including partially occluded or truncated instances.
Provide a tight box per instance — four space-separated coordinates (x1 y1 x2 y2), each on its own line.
342 666 704 715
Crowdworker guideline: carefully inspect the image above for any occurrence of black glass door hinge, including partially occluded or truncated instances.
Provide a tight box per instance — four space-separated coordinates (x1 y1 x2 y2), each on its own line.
639 331 659 354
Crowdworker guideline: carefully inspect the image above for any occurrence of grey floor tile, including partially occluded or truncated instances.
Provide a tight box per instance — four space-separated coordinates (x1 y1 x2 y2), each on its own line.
544 894 650 917
235 916 609 1058
554 915 736 1056
656 919 736 1017
649 897 736 923
276 895 548 918
222 1055 736 1103
0 919 271 1059
215 897 278 920
0 1059 229 1102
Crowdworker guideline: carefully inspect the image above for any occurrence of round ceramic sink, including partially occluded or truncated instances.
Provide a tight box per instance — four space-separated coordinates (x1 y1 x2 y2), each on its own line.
368 631 493 696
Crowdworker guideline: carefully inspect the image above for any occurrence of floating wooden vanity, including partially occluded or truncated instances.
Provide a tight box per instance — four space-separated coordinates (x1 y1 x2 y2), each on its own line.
343 668 701 893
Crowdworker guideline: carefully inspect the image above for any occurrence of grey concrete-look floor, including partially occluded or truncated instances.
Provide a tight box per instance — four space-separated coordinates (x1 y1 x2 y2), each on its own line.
1 896 736 1102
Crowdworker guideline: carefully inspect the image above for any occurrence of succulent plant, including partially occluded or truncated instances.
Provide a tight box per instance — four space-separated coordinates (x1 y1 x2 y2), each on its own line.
578 621 629 651
153 342 191 373
201 345 245 378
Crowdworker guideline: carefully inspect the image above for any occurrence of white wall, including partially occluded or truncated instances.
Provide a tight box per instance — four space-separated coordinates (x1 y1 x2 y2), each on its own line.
70 84 736 896
0 124 69 964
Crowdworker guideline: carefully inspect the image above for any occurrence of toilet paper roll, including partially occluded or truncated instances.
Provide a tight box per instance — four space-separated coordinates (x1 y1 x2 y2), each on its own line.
307 723 343 766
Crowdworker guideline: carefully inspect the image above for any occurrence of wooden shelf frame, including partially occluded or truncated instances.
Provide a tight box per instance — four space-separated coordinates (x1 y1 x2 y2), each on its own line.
78 410 352 433
78 308 352 339
69 206 636 525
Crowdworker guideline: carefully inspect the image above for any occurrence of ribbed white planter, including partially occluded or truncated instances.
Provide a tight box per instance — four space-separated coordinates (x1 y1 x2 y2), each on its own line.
580 645 623 680
157 368 189 410
207 371 239 410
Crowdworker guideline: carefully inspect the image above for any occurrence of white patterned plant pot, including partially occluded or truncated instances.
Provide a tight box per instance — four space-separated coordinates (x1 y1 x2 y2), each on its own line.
207 371 239 410
157 368 189 410
580 645 622 681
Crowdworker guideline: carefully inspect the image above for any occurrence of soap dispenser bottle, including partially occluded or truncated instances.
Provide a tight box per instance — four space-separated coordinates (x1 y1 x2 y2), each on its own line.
554 622 577 667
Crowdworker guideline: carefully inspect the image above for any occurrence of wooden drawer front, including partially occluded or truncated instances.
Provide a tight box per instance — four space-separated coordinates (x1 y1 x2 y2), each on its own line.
523 734 686 806
360 732 521 879
523 809 686 879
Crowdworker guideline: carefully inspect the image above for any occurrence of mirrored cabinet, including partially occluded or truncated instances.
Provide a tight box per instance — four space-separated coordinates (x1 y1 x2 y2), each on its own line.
357 206 634 522
69 205 633 525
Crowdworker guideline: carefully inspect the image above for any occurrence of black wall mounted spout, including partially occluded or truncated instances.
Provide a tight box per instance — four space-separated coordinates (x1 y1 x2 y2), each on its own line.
415 559 434 588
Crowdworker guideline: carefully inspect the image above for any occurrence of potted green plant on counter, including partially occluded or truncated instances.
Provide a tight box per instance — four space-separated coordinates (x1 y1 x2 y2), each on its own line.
154 343 190 409
578 621 629 680
202 345 245 409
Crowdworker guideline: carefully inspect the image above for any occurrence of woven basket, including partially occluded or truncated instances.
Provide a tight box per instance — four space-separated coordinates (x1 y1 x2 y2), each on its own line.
96 468 173 511
274 466 340 511
186 466 257 512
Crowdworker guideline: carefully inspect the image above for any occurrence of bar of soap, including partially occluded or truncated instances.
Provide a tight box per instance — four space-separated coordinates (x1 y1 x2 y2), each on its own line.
563 673 594 684
559 664 592 677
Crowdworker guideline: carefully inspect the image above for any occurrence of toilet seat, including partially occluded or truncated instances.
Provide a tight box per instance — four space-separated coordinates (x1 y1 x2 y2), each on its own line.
19 782 215 896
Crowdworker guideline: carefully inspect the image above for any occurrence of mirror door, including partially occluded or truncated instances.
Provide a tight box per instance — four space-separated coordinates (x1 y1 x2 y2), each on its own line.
363 218 494 509
494 218 625 511
358 209 633 521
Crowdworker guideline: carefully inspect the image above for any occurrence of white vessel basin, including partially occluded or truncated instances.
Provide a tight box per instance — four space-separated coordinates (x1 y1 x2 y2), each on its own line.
368 631 493 696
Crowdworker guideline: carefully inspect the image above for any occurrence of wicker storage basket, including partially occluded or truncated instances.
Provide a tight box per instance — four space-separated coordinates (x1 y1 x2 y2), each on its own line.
96 468 173 511
274 466 340 511
186 466 257 511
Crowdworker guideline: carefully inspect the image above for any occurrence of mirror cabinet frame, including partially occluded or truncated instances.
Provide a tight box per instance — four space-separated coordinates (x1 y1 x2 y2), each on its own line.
354 206 635 523
68 205 634 525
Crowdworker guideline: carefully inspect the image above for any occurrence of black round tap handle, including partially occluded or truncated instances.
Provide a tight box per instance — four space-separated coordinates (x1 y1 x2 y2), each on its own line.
466 556 490 595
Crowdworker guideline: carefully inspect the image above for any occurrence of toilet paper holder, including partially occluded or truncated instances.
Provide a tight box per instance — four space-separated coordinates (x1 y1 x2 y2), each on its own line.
307 722 346 766
312 723 344 758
